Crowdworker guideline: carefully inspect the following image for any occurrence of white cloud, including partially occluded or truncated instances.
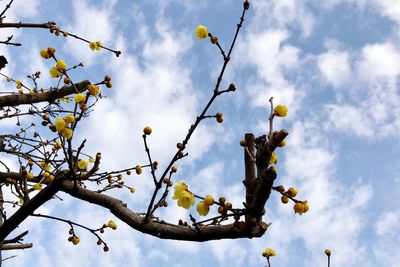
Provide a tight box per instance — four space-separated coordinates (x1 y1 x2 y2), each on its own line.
373 0 400 23
324 104 374 138
375 211 400 236
318 49 351 88
357 42 400 80
373 209 400 267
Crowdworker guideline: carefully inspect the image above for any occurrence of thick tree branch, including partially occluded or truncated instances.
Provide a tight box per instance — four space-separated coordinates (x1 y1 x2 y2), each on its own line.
0 175 64 241
0 243 32 250
59 179 267 241
0 80 90 108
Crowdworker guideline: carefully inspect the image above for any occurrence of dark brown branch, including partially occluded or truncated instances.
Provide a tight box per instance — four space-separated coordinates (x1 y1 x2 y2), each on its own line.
59 179 267 241
0 174 65 241
0 80 90 108
3 230 28 244
243 133 255 223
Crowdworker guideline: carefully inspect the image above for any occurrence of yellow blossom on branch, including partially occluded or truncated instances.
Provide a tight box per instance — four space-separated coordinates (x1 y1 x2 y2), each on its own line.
61 128 73 139
55 117 66 132
88 84 99 96
293 201 309 215
262 248 276 257
274 104 288 117
74 93 86 103
77 160 88 170
89 40 103 51
49 67 62 78
269 152 278 164
196 25 208 40
173 182 195 209
196 201 210 216
56 60 67 71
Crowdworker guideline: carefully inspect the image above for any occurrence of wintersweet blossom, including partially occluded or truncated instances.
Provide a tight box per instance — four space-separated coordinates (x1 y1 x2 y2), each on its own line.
196 25 208 40
274 104 288 117
173 182 195 209
262 248 276 257
196 201 210 216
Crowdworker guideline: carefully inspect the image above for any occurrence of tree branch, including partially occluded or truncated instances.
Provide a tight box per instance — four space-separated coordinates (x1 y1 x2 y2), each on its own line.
0 243 32 250
0 80 90 108
59 179 267 241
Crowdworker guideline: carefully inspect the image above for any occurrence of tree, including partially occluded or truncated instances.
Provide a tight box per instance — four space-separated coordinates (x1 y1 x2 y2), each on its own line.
0 1 311 265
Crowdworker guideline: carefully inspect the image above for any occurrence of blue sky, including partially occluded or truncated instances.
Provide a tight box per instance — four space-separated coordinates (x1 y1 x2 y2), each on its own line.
1 0 400 266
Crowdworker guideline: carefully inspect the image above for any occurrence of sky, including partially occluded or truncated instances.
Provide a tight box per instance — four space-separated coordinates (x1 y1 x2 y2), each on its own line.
0 0 400 266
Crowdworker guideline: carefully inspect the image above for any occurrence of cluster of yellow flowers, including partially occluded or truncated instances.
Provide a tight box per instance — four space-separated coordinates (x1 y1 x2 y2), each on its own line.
293 201 309 215
196 195 214 216
173 182 195 209
49 60 67 78
107 220 117 230
40 47 55 59
54 115 74 139
277 185 310 215
89 40 103 51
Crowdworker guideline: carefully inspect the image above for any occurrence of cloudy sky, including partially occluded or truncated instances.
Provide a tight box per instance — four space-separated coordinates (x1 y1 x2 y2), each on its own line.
1 0 400 266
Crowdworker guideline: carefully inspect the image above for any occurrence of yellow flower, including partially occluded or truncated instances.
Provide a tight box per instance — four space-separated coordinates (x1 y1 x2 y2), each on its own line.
293 201 309 215
269 152 278 164
74 93 86 103
173 182 195 209
39 161 52 171
77 160 88 170
95 41 103 51
143 126 152 135
26 173 34 180
65 114 75 123
204 195 214 206
55 117 67 132
56 60 67 71
61 128 73 139
278 140 286 147
325 249 331 256
177 191 195 209
286 187 298 197
49 67 62 78
274 104 288 117
71 236 80 245
107 220 117 230
135 165 142 175
262 248 276 257
89 40 103 51
130 187 136 193
281 195 289 204
196 25 208 40
197 201 210 216
15 80 22 89
89 41 97 51
88 84 99 96
33 183 42 190
40 49 51 59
